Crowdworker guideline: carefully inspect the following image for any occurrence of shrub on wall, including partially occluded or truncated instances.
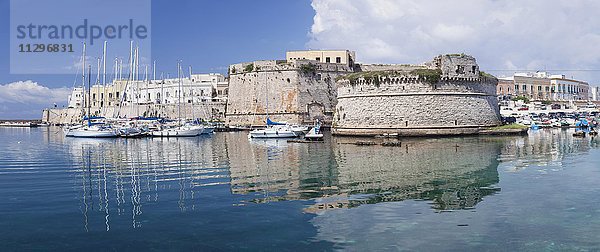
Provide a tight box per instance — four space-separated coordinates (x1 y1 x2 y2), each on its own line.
244 64 254 72
410 69 442 84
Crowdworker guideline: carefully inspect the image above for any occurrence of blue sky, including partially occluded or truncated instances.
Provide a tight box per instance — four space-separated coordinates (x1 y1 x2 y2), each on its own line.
0 0 314 118
2 0 600 119
0 0 314 86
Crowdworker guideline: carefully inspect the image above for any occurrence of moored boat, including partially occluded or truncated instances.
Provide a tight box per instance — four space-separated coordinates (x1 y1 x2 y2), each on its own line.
151 124 204 137
304 120 324 141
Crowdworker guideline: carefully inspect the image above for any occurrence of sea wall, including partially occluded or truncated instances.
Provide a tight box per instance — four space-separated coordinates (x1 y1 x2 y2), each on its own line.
42 102 226 125
226 60 353 127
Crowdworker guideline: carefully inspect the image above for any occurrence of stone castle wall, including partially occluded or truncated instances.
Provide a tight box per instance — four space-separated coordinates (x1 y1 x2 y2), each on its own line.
226 60 353 127
42 102 226 125
332 54 501 136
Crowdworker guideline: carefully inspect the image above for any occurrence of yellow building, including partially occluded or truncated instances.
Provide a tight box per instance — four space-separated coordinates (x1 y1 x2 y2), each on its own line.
286 50 356 67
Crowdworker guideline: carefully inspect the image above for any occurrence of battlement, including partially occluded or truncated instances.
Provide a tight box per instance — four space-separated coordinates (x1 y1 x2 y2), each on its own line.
229 60 353 76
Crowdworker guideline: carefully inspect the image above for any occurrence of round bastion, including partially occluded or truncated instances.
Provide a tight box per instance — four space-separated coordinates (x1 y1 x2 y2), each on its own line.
332 54 502 136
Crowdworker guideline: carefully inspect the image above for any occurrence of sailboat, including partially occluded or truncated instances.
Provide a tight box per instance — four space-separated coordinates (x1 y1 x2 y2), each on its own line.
151 62 203 137
117 44 150 138
249 118 297 138
248 74 297 139
66 58 118 138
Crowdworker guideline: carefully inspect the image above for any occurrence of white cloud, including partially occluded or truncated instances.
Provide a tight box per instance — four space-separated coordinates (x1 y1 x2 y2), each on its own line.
308 0 600 82
0 81 71 119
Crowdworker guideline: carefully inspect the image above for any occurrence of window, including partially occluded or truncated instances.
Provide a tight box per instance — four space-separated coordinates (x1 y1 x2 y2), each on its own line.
325 57 330 63
336 57 341 63
515 85 519 91
522 85 527 91
116 92 120 98
538 86 542 91
316 57 320 61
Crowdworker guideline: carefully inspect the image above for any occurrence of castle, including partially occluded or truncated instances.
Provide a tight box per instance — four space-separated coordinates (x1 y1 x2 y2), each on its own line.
333 54 501 136
44 51 502 137
225 50 355 127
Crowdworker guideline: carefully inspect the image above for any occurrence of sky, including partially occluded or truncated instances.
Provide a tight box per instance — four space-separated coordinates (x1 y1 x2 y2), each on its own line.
1 0 600 119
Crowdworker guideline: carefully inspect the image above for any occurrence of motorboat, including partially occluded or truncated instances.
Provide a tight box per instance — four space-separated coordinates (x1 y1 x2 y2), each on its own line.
290 125 310 135
304 120 324 141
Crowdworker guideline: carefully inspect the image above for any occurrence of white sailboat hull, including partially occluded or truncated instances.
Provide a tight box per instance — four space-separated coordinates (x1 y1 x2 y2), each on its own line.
151 126 203 137
249 128 297 138
67 127 118 138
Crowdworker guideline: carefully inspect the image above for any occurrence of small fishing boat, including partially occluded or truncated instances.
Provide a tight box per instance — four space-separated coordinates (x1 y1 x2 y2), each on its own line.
304 120 324 141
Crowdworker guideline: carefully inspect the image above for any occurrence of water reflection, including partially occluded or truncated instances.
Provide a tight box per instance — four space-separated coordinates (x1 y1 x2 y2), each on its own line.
55 127 598 231
235 136 502 213
67 136 228 231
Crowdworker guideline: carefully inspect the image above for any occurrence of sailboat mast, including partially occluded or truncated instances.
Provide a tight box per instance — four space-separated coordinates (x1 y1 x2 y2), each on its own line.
102 41 107 85
81 42 86 111
113 57 117 83
135 47 139 117
177 61 182 126
87 64 92 126
144 65 148 103
136 46 140 82
102 41 107 114
128 41 133 83
265 70 269 120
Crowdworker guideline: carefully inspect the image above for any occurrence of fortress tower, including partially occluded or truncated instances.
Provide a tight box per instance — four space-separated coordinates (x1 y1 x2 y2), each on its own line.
332 54 501 136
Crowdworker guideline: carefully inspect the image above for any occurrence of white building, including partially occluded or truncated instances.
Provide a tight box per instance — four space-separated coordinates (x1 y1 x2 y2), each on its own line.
67 87 84 108
591 86 599 101
67 73 228 108
122 73 227 105
549 74 589 101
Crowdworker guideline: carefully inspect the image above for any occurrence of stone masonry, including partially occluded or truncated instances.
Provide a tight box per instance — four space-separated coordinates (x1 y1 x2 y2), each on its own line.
226 60 353 127
332 54 501 136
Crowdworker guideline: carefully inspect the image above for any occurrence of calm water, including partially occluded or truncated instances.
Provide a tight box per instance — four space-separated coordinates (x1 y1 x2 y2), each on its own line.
1 127 599 251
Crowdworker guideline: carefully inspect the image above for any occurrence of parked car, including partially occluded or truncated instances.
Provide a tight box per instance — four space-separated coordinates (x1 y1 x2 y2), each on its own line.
551 104 561 110
518 107 529 111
